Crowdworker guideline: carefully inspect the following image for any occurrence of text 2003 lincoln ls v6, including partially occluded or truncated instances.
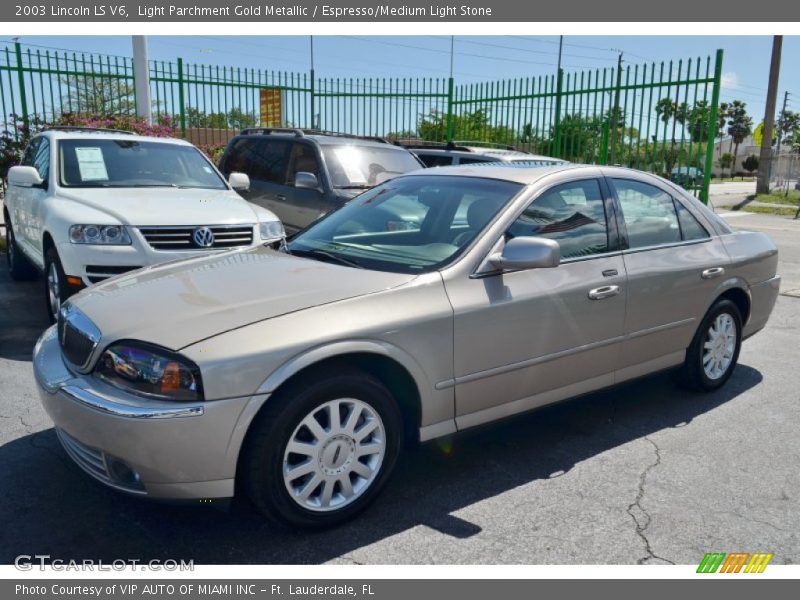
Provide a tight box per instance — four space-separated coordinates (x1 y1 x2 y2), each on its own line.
33 164 780 527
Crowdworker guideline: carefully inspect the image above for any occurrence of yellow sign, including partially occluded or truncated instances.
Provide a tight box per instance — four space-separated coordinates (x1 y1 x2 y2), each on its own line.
259 88 284 127
753 122 776 147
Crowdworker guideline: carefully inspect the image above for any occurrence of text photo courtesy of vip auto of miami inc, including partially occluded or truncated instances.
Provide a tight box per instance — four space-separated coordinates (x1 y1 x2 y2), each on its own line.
0 16 798 583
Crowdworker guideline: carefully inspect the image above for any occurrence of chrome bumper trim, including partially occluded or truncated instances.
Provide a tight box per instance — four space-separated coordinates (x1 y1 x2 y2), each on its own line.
61 385 204 419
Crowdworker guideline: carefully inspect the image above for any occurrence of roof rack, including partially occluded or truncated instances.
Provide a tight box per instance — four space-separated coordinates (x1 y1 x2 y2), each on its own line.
43 126 138 135
240 127 305 137
453 140 519 151
392 139 472 152
239 128 390 144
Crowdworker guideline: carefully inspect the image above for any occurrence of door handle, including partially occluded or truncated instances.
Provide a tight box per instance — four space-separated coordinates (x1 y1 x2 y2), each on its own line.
588 285 621 300
701 267 725 279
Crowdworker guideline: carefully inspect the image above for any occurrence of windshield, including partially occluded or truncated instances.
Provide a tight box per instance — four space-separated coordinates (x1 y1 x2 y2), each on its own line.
58 139 227 189
288 175 523 274
322 144 422 188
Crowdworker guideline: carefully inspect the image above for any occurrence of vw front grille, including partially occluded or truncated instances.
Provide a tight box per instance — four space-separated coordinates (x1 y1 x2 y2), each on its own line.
138 225 254 251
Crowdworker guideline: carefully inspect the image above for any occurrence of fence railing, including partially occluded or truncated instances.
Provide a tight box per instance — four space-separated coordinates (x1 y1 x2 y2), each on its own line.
0 41 723 201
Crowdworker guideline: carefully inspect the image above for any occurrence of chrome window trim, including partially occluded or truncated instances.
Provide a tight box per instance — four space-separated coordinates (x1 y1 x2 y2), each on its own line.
621 237 713 255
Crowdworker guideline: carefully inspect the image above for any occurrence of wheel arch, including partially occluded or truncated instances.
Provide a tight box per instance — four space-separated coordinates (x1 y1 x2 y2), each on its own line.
714 285 751 326
255 342 425 445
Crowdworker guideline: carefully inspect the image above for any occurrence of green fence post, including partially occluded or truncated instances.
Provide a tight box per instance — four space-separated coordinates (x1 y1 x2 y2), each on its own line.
177 57 186 138
700 49 724 205
599 122 610 164
445 76 455 142
309 68 316 129
552 68 563 158
14 41 29 126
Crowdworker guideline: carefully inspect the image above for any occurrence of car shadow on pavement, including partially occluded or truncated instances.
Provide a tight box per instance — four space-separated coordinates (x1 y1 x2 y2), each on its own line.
0 363 762 565
0 268 49 362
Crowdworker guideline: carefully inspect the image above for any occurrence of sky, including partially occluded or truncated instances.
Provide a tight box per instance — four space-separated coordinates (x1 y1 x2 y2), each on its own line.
3 35 797 125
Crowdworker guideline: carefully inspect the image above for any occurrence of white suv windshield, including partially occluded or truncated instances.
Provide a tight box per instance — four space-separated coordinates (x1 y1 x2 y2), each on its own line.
322 145 422 189
58 139 227 189
288 175 522 274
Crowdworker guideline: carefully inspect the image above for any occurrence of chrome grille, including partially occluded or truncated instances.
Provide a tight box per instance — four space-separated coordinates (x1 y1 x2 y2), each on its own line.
138 225 255 251
57 305 100 369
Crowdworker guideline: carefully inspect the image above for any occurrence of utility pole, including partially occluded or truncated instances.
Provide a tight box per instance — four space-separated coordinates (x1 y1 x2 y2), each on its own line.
609 50 623 165
775 90 789 159
131 36 152 124
756 35 782 194
557 35 563 73
310 35 316 130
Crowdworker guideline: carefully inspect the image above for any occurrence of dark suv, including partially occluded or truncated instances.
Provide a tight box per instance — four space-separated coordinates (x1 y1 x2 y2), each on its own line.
219 129 424 233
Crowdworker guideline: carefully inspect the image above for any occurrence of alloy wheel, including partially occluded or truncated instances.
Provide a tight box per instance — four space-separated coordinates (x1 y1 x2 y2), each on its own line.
47 261 61 321
702 312 737 380
282 398 386 512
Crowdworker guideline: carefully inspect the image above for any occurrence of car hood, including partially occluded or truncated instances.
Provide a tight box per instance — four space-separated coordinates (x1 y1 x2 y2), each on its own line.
57 187 262 226
68 246 416 350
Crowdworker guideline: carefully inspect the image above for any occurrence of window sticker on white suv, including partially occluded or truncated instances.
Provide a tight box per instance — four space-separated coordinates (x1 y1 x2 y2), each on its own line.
75 147 109 181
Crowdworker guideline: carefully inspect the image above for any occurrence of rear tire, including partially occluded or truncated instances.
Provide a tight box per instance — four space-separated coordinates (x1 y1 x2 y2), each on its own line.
240 367 403 529
677 298 742 392
5 219 37 280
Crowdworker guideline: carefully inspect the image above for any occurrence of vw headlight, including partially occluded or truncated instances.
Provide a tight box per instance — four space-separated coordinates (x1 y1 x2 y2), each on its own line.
94 342 203 401
69 225 131 245
259 220 285 242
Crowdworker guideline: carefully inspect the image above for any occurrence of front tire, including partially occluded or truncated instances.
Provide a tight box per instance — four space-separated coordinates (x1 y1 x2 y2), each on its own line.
677 298 742 392
44 247 71 324
5 220 37 280
241 367 403 528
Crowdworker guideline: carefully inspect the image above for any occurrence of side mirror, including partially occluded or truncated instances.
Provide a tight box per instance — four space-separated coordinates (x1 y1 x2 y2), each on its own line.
228 172 250 191
8 165 44 188
295 171 319 190
489 236 560 271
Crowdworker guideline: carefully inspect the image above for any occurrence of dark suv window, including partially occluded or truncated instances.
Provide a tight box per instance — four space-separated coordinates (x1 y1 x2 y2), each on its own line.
418 153 454 168
287 142 321 184
507 179 609 259
223 138 290 184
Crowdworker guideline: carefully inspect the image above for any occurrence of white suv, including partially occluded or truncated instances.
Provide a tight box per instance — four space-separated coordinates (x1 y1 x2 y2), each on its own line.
4 127 284 322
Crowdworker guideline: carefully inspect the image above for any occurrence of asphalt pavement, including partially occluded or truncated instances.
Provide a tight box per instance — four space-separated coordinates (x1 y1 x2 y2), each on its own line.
0 212 798 565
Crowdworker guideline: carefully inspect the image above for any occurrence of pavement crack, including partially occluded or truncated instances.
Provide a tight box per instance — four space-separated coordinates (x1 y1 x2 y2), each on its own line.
626 436 675 565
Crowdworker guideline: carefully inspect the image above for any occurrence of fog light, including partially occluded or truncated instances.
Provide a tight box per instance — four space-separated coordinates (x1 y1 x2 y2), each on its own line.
105 456 144 490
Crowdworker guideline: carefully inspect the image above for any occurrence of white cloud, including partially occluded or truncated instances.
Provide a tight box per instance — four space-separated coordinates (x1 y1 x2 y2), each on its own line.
721 71 740 90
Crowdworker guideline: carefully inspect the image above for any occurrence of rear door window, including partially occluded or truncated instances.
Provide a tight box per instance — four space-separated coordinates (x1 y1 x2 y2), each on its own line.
612 179 682 249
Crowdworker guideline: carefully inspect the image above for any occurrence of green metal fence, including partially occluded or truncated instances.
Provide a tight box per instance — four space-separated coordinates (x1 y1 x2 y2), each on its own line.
0 41 723 201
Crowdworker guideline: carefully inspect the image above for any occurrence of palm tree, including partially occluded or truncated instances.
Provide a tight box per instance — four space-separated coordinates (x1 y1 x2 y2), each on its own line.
726 100 753 179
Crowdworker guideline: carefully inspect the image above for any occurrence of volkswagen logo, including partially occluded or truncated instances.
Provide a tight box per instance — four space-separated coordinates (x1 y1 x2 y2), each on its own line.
192 227 215 248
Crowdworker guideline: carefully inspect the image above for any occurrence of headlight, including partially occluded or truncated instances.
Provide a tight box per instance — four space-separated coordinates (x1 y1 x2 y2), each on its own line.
259 220 285 242
94 342 203 402
69 225 131 245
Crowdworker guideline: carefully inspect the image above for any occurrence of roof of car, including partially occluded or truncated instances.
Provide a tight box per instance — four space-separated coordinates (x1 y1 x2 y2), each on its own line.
398 163 669 186
39 128 193 146
234 128 406 150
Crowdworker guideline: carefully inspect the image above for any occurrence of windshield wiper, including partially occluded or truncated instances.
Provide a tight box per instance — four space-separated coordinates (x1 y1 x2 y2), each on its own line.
288 248 365 269
335 185 371 190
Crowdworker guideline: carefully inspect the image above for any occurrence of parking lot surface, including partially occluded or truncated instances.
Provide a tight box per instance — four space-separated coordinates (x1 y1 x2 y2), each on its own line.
0 212 798 565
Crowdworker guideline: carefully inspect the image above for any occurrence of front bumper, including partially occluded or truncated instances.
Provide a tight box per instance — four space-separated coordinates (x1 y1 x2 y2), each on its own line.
33 325 268 499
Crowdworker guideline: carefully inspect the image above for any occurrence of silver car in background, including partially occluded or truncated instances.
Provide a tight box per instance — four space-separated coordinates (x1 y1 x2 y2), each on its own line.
33 164 780 528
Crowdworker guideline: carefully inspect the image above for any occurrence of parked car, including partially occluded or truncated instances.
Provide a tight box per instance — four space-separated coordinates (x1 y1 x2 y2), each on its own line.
670 166 703 187
397 140 566 168
34 164 780 528
218 128 425 234
4 127 284 322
